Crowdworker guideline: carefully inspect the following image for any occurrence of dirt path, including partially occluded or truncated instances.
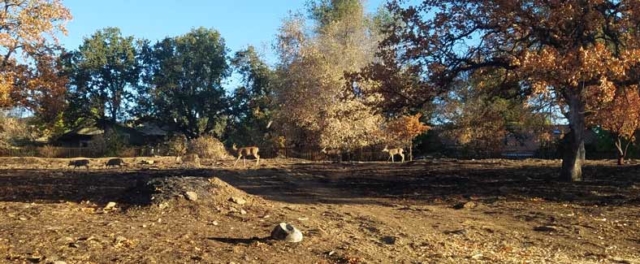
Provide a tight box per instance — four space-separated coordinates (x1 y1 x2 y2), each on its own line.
0 158 639 263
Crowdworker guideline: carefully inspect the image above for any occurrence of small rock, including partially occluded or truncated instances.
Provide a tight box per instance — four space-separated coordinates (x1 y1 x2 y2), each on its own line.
298 217 309 221
114 236 128 246
211 221 219 226
230 196 246 205
53 261 67 264
270 222 303 243
471 253 483 260
240 209 247 215
380 236 397 245
185 191 198 201
453 201 477 209
534 225 559 232
104 202 117 210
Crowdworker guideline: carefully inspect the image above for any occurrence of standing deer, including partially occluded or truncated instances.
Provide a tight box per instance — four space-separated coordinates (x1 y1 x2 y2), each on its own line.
321 147 342 163
382 145 405 163
233 144 260 167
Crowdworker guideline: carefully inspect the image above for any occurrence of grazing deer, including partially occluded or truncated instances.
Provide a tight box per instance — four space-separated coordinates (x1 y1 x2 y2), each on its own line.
68 159 90 169
233 144 260 167
382 146 405 163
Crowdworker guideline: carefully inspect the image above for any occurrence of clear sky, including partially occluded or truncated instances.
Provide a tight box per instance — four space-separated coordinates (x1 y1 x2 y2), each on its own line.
60 0 388 65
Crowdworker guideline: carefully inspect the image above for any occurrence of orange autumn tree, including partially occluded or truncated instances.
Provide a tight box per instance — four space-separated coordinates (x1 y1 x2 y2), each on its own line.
385 113 431 161
371 0 640 181
0 0 71 108
591 88 640 165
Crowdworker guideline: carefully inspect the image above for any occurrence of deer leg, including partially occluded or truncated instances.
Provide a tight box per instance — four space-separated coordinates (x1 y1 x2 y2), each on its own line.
234 154 243 167
400 153 405 163
391 155 394 163
255 154 260 166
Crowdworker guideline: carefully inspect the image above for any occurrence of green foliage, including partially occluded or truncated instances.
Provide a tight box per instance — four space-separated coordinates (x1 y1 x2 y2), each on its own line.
88 129 130 157
227 46 275 147
140 27 230 139
307 0 364 30
62 27 140 123
166 134 188 156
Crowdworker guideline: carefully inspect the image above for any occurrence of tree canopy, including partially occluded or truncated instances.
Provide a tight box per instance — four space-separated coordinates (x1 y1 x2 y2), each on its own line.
0 0 71 108
367 0 640 181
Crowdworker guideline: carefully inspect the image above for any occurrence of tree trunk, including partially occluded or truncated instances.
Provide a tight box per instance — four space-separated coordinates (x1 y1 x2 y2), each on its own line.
409 140 413 161
614 136 632 166
561 93 586 182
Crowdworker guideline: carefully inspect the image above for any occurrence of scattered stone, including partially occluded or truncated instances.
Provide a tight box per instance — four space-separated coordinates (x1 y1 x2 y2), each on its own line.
140 159 155 165
211 221 219 226
453 201 477 210
298 217 309 221
185 191 198 201
104 202 117 210
158 202 169 210
114 236 128 245
471 253 484 260
534 225 559 232
240 209 247 215
380 236 397 245
230 196 246 205
52 261 67 264
270 222 303 243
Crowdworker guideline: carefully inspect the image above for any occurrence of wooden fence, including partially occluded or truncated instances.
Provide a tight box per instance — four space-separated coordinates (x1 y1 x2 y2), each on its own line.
0 146 394 161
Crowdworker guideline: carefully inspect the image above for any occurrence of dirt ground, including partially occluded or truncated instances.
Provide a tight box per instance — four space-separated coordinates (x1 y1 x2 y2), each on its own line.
0 157 639 264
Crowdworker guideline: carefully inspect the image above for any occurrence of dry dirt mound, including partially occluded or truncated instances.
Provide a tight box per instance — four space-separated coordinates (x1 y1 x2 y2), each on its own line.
122 176 266 209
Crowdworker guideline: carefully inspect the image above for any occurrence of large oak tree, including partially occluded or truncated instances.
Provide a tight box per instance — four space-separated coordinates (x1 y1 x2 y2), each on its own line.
140 27 230 139
373 0 640 181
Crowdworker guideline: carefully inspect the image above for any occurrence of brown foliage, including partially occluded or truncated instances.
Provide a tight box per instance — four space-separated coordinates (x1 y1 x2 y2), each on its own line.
187 136 231 160
0 0 72 108
370 0 640 180
385 113 430 145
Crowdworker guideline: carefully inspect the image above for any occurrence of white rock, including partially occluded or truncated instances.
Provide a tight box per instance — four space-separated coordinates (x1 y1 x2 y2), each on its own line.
270 222 303 243
185 191 198 201
104 202 117 210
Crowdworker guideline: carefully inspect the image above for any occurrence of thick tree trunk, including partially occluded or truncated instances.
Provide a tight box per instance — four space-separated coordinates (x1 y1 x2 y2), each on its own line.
561 94 586 182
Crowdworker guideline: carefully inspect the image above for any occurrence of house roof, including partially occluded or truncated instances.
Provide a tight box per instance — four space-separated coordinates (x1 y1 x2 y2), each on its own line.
135 122 168 136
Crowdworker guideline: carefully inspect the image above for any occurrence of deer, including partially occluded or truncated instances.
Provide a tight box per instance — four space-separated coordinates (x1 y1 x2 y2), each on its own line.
382 145 405 163
232 144 260 167
321 147 342 163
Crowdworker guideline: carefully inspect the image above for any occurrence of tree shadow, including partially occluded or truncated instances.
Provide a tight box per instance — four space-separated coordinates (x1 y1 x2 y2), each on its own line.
207 236 270 245
0 160 638 207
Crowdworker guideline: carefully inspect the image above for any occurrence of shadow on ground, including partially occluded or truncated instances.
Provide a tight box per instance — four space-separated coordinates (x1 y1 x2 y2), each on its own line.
0 160 639 206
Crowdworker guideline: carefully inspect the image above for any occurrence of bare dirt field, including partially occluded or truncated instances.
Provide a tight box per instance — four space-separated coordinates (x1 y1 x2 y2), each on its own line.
0 157 639 263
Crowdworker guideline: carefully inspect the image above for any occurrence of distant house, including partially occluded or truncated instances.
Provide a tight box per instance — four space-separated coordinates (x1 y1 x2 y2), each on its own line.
134 122 169 145
431 125 597 158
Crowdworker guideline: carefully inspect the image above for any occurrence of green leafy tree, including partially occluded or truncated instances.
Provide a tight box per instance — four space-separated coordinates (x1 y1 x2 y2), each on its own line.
228 46 275 148
141 27 230 139
63 27 140 123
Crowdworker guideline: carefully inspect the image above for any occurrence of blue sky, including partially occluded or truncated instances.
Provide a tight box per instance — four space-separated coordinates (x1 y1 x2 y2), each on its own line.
60 0 388 65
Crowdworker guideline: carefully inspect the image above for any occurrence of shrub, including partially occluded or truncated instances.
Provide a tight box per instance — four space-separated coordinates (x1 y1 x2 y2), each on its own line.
39 145 60 158
167 135 188 156
187 136 230 160
89 130 130 157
